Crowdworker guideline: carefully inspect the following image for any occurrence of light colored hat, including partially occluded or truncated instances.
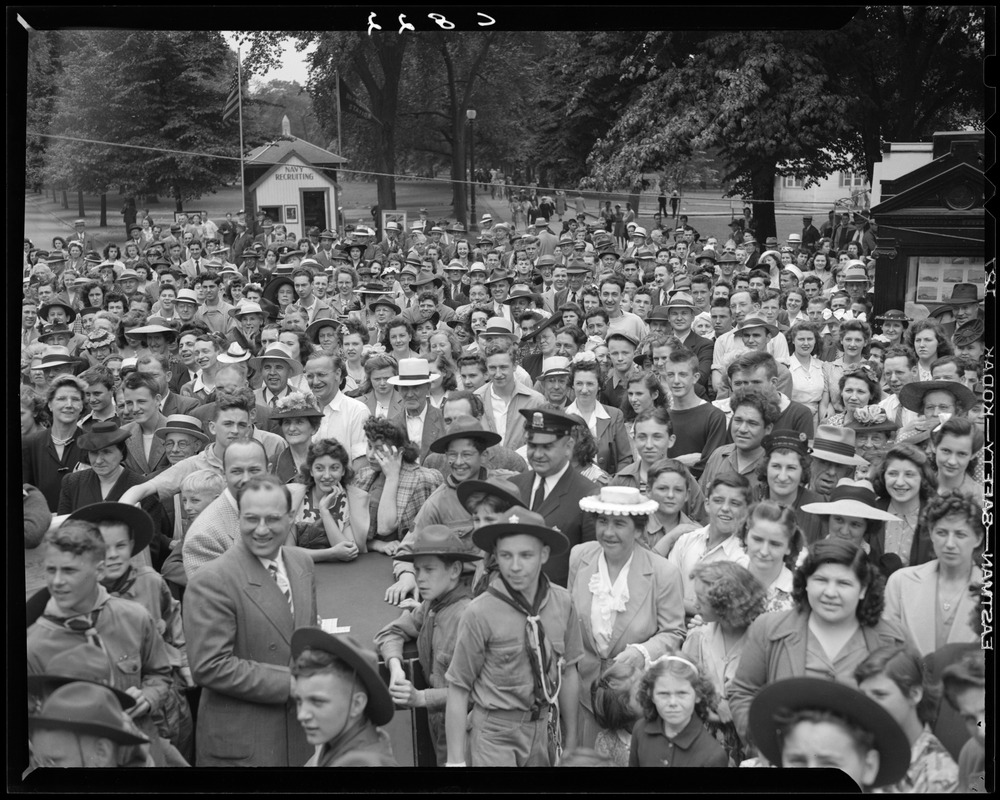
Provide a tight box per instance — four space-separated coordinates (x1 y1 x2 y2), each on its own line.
580 486 659 516
810 425 869 467
800 479 901 521
154 414 211 443
217 342 252 364
251 342 304 376
229 301 266 319
387 357 439 386
539 356 572 379
479 318 516 337
174 288 199 305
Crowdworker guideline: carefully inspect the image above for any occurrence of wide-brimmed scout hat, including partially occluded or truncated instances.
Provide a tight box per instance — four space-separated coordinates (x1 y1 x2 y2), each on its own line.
429 415 502 454
29 682 149 745
290 629 394 726
394 525 483 564
67 501 156 556
472 506 569 555
748 676 910 788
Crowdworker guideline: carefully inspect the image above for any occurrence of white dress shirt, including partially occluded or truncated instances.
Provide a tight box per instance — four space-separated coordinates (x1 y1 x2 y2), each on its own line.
258 552 293 615
404 404 428 447
314 391 371 460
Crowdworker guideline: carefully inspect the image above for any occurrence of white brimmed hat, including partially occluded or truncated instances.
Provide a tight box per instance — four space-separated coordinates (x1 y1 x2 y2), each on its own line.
387 357 439 386
800 479 901 521
579 486 659 516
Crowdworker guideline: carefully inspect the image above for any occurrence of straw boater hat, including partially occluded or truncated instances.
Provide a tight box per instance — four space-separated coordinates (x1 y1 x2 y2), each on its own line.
250 342 304 377
662 292 698 312
580 486 658 516
290 629 394 726
29 682 150 746
539 356 572 380
472 506 570 555
126 318 177 339
897 380 976 414
749 677 910 788
67 500 156 556
800 479 901 521
429 415 502 454
387 357 439 387
154 414 211 444
27 643 137 710
478 318 516 338
393 525 483 564
810 425 869 467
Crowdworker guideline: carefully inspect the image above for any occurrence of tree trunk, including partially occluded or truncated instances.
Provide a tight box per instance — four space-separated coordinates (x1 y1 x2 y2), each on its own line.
99 193 107 228
77 190 85 217
52 188 57 203
450 117 468 229
750 164 777 241
62 190 69 209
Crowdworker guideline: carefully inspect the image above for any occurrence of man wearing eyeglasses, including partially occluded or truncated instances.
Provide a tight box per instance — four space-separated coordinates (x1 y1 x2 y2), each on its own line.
184 474 318 766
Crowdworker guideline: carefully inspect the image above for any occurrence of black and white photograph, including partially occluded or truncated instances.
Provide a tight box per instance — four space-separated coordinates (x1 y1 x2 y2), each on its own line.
10 5 993 791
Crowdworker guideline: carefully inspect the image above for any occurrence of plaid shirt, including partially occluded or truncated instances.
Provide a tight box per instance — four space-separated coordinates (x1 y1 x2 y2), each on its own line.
354 461 443 541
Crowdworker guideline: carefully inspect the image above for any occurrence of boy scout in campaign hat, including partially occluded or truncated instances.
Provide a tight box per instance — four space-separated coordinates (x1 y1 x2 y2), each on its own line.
445 505 582 766
290 628 397 767
374 525 482 765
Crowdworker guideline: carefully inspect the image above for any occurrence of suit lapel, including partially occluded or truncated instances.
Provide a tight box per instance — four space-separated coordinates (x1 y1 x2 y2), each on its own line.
905 563 939 656
285 549 315 627
573 548 599 646
595 415 611 446
238 546 294 643
126 426 148 473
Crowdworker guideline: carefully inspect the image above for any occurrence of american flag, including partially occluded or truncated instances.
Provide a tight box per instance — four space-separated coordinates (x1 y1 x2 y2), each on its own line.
223 66 242 122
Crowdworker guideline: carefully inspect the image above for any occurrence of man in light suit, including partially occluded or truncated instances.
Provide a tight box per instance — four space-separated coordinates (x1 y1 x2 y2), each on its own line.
475 338 545 453
388 358 446 463
184 475 317 766
121 372 169 479
509 408 599 587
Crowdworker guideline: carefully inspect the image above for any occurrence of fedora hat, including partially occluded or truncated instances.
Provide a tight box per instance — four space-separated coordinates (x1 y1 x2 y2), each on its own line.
456 475 524 514
485 269 512 286
429 415 502 454
579 486 658 516
38 351 78 369
30 682 150 746
748 677 910 788
154 414 211 444
290 629 394 726
734 314 778 337
646 307 672 323
412 272 445 289
228 301 266 319
695 249 717 263
522 311 562 340
800 479 901 521
842 265 870 283
473 506 570 555
810 425 869 467
37 323 75 344
539 356 572 379
39 300 78 324
67 501 156 556
394 524 483 564
897 380 975 414
251 342 305 376
27 644 137 710
77 420 131 451
479 318 516 337
941 282 980 305
387 357 439 387
662 292 698 312
502 287 543 306
269 390 325 421
444 260 468 273
369 297 401 315
217 342 252 364
174 288 199 306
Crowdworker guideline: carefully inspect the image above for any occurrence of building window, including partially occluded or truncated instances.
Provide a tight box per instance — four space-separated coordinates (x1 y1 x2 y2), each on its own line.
783 176 805 189
840 171 866 188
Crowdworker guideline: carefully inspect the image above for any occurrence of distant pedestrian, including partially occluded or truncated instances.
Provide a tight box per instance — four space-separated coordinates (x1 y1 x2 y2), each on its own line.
670 190 680 220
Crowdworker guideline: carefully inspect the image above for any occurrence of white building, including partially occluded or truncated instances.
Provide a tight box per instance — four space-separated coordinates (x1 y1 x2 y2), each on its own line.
772 168 870 218
244 116 347 238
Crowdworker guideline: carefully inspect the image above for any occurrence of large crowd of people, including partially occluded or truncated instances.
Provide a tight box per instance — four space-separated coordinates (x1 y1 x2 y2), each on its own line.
21 204 988 787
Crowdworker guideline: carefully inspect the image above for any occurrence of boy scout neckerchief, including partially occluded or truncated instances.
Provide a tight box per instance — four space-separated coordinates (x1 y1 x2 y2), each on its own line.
417 583 471 676
487 573 562 712
103 565 138 598
446 466 488 492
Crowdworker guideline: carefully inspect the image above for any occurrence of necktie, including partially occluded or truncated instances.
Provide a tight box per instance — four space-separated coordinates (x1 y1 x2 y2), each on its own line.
268 563 293 612
532 478 546 511
269 394 277 408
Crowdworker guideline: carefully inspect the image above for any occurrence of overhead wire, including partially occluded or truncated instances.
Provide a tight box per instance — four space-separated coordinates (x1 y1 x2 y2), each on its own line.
24 130 880 214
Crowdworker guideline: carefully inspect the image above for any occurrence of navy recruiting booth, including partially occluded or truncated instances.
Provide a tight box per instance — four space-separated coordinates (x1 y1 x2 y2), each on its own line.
244 117 347 238
869 132 987 318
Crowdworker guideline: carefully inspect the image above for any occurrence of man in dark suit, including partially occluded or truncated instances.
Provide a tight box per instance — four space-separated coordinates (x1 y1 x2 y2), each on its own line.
184 475 317 766
136 352 199 418
509 409 599 587
442 262 469 309
388 358 445 463
663 292 714 394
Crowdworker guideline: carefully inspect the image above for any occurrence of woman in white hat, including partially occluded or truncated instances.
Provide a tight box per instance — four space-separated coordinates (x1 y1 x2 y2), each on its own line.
568 486 686 750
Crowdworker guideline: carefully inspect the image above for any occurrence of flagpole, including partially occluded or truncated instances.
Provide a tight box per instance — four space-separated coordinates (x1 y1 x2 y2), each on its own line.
237 46 246 215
